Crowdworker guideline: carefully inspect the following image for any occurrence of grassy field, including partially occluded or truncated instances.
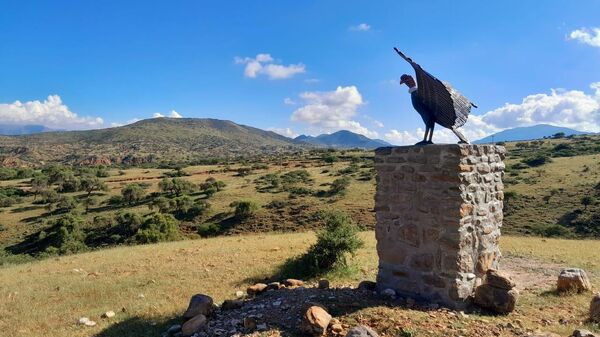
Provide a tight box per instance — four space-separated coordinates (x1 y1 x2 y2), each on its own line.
0 232 598 337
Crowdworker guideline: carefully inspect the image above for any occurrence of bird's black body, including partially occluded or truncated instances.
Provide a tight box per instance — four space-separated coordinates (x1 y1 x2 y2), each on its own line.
395 48 475 145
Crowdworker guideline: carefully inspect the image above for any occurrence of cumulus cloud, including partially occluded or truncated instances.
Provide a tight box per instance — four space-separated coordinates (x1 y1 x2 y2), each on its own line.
283 97 296 105
235 53 305 80
569 27 600 47
384 82 600 145
290 86 378 138
153 110 183 118
349 23 371 32
0 95 103 130
268 127 298 138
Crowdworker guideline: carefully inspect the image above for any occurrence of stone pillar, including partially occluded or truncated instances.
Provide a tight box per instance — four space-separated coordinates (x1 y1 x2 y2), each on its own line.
374 144 505 309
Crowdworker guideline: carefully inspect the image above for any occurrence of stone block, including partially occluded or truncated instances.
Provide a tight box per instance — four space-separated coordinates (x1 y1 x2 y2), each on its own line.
375 144 505 309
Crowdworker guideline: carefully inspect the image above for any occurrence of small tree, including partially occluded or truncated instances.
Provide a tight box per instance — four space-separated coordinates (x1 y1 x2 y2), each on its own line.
581 196 596 210
230 200 259 220
134 213 180 243
122 184 146 205
30 176 49 201
80 175 108 198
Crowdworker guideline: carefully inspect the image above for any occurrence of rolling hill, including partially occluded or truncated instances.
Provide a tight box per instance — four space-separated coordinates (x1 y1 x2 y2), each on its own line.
295 130 391 149
0 118 304 166
475 124 587 143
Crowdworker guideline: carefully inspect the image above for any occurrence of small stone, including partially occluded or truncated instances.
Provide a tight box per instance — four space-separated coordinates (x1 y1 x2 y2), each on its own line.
272 300 282 306
283 278 304 287
256 323 267 331
590 293 600 322
266 282 282 291
380 288 395 297
78 317 97 327
485 269 515 290
572 329 599 337
181 314 207 336
318 279 330 289
300 305 332 336
101 311 115 319
345 325 380 337
167 324 182 333
557 268 591 293
247 283 268 295
357 280 376 291
221 299 244 310
183 294 214 319
243 316 257 331
331 323 344 333
235 290 245 298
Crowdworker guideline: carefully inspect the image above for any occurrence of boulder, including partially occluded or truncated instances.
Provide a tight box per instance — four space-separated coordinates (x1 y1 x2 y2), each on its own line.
572 329 599 337
101 311 116 319
485 269 516 290
181 314 207 336
183 294 214 319
246 283 268 296
284 278 304 287
221 299 244 310
318 279 330 289
474 284 519 314
266 282 282 291
243 316 257 332
300 305 332 336
557 268 591 293
380 288 396 297
346 325 380 337
590 293 600 323
357 281 376 291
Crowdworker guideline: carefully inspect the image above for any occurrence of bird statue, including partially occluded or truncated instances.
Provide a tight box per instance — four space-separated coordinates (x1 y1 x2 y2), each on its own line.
394 48 476 145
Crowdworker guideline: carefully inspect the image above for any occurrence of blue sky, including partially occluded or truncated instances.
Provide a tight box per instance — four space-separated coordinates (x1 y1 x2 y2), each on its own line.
1 1 599 144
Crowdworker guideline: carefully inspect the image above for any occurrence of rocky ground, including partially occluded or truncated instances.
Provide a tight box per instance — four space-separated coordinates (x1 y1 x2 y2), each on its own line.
158 256 599 337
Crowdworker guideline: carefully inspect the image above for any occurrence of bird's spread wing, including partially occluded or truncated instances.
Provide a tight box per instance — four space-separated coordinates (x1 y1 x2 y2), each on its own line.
394 48 475 129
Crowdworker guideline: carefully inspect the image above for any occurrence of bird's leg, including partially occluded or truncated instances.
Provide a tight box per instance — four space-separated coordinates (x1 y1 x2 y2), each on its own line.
427 124 435 144
452 128 469 144
415 127 430 145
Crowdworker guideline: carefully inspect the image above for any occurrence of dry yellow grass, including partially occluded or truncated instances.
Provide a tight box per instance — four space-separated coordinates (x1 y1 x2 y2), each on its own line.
1 232 599 337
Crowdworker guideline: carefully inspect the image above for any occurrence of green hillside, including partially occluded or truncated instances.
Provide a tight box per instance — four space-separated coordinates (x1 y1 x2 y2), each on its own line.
0 118 304 166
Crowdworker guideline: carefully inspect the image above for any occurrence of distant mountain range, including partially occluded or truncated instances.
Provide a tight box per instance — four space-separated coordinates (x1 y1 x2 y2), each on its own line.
0 118 303 166
475 124 588 144
295 130 391 149
0 124 59 135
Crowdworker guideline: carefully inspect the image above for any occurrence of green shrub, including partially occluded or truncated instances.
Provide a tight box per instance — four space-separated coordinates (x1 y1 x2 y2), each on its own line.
279 211 363 278
114 211 143 238
121 183 146 205
197 222 220 237
329 177 351 196
134 213 180 243
265 199 288 209
522 154 551 167
107 195 124 205
539 225 571 237
230 200 259 219
44 214 88 255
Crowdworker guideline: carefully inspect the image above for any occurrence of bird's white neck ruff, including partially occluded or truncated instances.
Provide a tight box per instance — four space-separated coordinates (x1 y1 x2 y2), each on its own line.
408 86 418 94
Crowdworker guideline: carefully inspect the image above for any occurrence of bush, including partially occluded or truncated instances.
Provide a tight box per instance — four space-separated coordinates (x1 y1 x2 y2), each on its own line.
114 211 144 237
134 213 180 243
197 222 220 237
121 183 146 205
522 154 551 167
329 177 351 196
265 199 289 209
279 211 363 278
107 195 125 205
230 200 259 220
539 225 571 237
43 214 88 255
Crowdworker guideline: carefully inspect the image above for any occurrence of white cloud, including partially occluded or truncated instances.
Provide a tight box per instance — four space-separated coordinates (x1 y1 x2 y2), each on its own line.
384 82 600 145
569 27 600 47
235 53 305 80
304 78 320 84
283 97 296 105
153 110 183 118
373 120 384 128
290 86 378 138
349 23 371 32
0 95 103 130
268 127 298 138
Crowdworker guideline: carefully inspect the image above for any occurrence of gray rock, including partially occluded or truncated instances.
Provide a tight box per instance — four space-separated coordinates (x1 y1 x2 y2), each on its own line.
346 325 380 337
474 284 518 314
557 268 591 293
221 299 244 310
357 280 376 291
167 324 182 333
484 269 515 290
590 293 600 323
318 279 330 289
380 288 395 297
572 329 599 337
183 294 214 319
181 314 206 336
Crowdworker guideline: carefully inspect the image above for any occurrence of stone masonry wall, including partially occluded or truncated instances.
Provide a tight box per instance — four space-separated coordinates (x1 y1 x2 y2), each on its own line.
374 144 506 309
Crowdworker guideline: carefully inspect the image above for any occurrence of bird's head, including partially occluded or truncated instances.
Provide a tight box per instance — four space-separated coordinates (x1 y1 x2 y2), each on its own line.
399 74 416 88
